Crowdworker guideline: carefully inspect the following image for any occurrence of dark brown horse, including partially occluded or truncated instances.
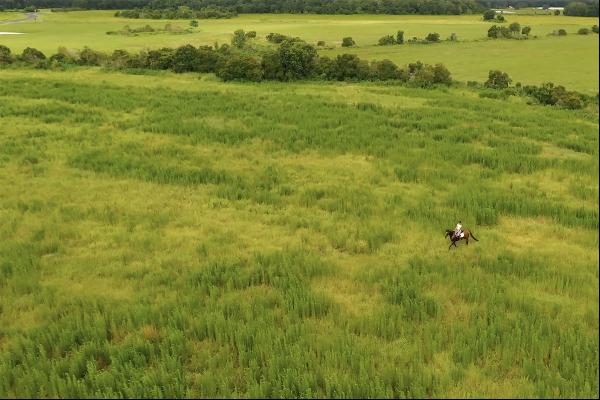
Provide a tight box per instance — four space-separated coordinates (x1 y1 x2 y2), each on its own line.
445 229 478 250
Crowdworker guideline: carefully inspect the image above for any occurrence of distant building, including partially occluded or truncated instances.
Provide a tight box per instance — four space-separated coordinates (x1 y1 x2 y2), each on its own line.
548 7 564 10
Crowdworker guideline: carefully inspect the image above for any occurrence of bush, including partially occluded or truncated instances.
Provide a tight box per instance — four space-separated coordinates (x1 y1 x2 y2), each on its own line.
577 28 590 35
0 45 12 64
485 70 512 89
277 39 318 80
146 47 175 69
521 26 531 36
557 29 568 36
172 44 199 72
483 9 496 20
488 25 511 38
592 25 599 33
523 83 586 109
20 47 46 64
266 32 289 43
407 61 452 87
378 35 396 45
231 29 247 48
509 22 521 35
396 30 404 44
448 33 458 41
245 31 257 38
341 37 355 47
425 32 441 42
371 59 401 81
432 63 452 84
496 14 505 22
317 40 326 46
330 53 370 80
217 55 263 81
78 46 105 66
190 20 199 27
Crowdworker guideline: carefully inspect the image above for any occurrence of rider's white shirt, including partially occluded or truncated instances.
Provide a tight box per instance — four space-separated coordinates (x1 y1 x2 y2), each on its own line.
456 224 462 231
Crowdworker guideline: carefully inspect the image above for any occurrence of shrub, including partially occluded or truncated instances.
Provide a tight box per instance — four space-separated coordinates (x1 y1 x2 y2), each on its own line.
0 45 12 64
231 29 247 48
496 14 505 22
266 32 289 43
20 47 46 64
509 22 521 35
577 28 590 35
217 55 263 81
448 33 458 41
483 9 496 20
521 26 531 36
341 37 355 47
592 25 599 33
488 25 511 38
523 82 585 109
432 63 452 84
245 31 257 38
554 9 561 15
317 40 326 46
371 59 401 80
78 46 106 66
485 70 512 89
190 20 198 27
557 29 568 36
378 35 396 45
425 32 441 42
146 47 175 69
172 44 199 72
277 39 318 80
396 30 405 44
330 53 370 80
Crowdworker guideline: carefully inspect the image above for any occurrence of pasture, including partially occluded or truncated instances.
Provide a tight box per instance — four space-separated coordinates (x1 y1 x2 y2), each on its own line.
0 67 598 398
0 10 598 91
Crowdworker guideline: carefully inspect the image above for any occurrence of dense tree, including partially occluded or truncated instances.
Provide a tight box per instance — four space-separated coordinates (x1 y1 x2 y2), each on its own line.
425 32 441 42
217 54 263 81
341 37 356 47
0 45 12 64
509 22 521 35
371 59 402 80
277 39 318 80
485 70 512 89
171 44 199 72
396 30 405 44
483 9 496 20
378 35 397 45
231 29 247 48
521 26 531 36
20 47 46 64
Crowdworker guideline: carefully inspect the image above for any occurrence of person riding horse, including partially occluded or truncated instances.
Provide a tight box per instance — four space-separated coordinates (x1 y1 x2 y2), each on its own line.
453 221 463 240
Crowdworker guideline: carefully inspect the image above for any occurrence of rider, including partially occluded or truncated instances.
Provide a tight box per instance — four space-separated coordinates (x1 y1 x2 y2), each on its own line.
454 221 462 239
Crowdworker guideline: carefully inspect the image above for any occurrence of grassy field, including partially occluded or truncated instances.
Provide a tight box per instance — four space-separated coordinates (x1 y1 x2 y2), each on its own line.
0 67 598 398
1 10 598 92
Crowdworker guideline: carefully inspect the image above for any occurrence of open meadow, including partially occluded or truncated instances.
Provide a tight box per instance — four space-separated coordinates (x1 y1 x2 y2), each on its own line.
0 65 598 397
1 10 598 92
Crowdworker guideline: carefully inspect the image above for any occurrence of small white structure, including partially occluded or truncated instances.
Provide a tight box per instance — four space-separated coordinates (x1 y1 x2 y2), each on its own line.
548 7 564 10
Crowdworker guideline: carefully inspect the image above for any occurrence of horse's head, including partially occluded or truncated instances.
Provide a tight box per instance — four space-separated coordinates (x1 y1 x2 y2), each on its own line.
444 229 453 238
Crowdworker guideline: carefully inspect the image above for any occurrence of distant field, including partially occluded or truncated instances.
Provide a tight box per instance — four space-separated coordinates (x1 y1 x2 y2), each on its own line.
0 67 598 398
1 10 598 92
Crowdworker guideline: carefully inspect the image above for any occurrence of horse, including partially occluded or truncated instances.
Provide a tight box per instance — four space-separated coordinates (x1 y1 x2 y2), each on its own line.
445 228 478 250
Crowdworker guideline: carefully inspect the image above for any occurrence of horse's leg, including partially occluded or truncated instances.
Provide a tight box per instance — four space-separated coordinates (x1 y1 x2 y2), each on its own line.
466 238 469 245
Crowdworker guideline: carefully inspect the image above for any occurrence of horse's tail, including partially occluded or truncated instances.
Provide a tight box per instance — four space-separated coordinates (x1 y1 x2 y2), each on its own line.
470 231 479 241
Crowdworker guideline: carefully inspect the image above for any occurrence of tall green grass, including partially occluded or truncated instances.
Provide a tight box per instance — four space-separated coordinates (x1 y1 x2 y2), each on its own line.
0 68 597 398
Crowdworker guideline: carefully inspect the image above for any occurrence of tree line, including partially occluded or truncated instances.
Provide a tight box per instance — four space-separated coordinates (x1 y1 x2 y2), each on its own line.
1 0 482 15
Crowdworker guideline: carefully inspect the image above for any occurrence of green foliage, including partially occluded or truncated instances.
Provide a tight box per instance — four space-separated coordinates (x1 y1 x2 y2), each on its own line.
396 30 405 44
0 69 597 398
523 82 587 109
521 26 532 36
266 32 290 44
231 29 247 48
341 37 356 47
577 27 591 35
0 44 12 64
483 9 496 20
485 70 512 89
216 54 263 81
20 47 46 64
378 34 397 46
425 32 441 42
